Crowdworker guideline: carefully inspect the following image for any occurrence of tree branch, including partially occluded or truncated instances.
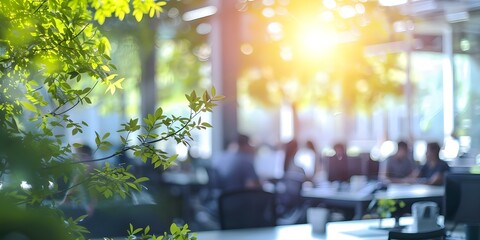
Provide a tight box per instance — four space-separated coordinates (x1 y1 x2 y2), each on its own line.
43 96 215 169
35 23 90 52
33 0 48 14
50 81 99 116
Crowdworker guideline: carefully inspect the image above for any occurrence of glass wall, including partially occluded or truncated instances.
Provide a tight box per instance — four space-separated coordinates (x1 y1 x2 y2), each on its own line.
237 18 480 176
411 52 444 142
452 29 480 164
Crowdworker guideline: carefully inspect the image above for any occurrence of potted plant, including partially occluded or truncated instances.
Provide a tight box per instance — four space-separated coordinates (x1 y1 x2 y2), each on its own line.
375 199 406 230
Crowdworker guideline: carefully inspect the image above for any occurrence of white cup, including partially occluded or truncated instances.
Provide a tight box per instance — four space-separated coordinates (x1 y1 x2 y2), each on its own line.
307 207 329 234
350 175 367 192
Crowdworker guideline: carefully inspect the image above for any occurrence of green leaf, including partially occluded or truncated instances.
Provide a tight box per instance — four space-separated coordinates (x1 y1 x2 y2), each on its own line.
20 101 37 112
126 182 139 191
129 223 134 233
211 86 216 96
102 132 110 140
74 215 89 224
69 71 79 79
170 223 180 235
133 9 143 22
135 177 149 183
132 227 142 235
95 131 101 145
73 143 83 148
154 107 163 119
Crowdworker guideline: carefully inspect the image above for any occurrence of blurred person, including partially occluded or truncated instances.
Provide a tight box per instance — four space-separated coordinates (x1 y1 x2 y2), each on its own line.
406 142 450 185
378 141 416 184
277 139 307 217
60 144 98 216
300 140 320 179
326 143 351 183
213 134 260 192
300 140 328 185
326 142 357 220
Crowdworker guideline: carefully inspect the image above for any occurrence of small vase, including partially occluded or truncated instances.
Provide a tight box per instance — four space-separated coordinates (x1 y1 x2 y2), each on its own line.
377 212 391 229
394 216 401 228
378 217 384 229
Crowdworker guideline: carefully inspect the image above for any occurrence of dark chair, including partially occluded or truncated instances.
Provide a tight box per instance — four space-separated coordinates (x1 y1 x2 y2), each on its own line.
218 189 276 230
388 228 445 240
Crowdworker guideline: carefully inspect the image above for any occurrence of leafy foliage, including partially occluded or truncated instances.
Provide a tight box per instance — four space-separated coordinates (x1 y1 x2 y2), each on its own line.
376 199 406 218
126 223 197 240
0 0 222 239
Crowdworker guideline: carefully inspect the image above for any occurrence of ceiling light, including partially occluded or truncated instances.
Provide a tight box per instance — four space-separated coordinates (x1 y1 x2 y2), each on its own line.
379 0 407 7
182 6 217 21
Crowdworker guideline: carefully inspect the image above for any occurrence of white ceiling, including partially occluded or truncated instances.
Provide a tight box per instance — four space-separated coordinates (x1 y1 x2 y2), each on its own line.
397 0 480 35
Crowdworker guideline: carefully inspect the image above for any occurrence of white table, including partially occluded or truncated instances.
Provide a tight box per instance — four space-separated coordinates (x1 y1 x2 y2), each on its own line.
326 217 438 240
302 187 373 202
374 184 444 200
301 185 374 219
196 224 325 240
302 183 445 220
196 217 448 240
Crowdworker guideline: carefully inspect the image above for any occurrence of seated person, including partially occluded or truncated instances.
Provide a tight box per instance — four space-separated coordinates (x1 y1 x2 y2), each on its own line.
406 142 450 185
326 143 351 183
379 141 416 184
213 134 260 192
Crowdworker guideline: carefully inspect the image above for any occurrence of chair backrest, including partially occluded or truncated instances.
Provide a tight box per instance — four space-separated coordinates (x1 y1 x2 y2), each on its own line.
388 228 445 240
218 189 276 230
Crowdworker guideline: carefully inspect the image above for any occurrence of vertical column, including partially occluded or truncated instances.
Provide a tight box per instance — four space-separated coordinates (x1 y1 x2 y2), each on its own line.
139 18 158 121
210 0 240 153
403 0 415 144
443 24 455 139
405 19 414 144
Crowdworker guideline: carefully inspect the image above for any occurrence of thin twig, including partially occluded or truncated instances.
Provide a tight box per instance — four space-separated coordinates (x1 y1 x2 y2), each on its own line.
50 81 99 116
33 0 48 14
36 23 90 52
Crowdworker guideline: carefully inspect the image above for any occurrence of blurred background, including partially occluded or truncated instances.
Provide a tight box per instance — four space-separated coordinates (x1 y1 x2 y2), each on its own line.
57 0 480 236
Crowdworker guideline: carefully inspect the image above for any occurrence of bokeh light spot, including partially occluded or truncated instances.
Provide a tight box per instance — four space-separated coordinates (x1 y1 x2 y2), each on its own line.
241 43 254 55
267 22 283 41
262 7 276 18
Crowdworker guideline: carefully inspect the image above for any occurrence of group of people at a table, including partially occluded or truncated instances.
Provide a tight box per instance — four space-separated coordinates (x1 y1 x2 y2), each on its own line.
211 136 450 219
212 135 451 192
212 136 451 194
378 141 450 186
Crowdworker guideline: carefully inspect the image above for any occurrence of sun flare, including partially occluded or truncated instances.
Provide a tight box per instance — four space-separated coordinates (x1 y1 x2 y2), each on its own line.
296 23 337 58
